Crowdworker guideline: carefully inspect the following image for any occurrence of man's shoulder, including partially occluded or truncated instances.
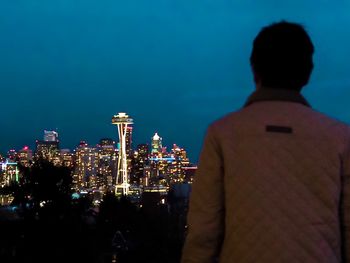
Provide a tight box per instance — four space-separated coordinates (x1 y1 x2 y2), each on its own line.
208 110 245 132
305 107 350 132
209 105 350 136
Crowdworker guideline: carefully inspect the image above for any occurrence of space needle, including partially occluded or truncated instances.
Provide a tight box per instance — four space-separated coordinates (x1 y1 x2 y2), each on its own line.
112 112 133 195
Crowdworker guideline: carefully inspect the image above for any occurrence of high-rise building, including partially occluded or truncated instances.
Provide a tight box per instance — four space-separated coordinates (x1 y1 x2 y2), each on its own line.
170 144 190 183
73 141 98 190
112 112 133 195
136 144 149 161
44 130 59 142
151 133 162 154
126 127 133 157
97 138 117 190
7 149 18 162
35 140 59 161
131 144 149 185
35 130 60 162
18 146 33 167
182 165 197 183
60 149 74 168
1 151 19 187
100 138 115 147
172 144 189 164
0 160 19 187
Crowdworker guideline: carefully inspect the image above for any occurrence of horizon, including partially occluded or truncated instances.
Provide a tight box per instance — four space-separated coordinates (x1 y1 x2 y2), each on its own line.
1 1 350 162
0 125 192 160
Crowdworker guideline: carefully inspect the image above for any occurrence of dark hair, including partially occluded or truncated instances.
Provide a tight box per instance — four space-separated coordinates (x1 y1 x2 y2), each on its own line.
250 21 314 91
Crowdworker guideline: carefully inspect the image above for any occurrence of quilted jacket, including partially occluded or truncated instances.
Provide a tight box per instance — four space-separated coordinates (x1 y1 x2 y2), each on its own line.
182 88 350 263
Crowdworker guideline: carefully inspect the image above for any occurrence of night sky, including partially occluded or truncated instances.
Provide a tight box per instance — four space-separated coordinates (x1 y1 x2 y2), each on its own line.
1 1 350 161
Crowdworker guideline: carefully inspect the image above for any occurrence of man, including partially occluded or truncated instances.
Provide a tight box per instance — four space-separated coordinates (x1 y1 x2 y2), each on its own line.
181 21 350 263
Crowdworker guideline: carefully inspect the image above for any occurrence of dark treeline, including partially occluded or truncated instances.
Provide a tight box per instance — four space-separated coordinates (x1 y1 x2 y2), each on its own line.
0 159 187 263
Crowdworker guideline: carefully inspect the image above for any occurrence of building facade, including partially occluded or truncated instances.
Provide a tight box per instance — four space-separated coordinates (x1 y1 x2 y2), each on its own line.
73 141 98 190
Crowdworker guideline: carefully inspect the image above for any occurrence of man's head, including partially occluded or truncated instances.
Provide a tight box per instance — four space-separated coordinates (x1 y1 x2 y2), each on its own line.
250 21 314 91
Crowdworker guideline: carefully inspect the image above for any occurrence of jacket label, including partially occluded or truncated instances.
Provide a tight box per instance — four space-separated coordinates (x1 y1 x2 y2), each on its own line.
266 125 293 134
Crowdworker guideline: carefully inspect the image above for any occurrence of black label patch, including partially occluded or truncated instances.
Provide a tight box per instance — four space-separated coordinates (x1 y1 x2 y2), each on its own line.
266 125 293 134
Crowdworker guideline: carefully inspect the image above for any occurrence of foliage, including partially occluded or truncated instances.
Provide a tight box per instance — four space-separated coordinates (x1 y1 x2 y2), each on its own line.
11 159 73 213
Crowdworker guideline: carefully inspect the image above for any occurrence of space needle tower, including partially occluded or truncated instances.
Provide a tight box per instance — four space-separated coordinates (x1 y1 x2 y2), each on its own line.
112 112 133 195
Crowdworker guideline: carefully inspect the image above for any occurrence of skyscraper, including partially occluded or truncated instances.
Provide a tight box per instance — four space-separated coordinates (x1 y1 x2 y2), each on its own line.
35 130 60 162
151 133 162 154
125 126 133 157
44 130 59 142
18 146 33 167
60 149 74 168
98 138 117 190
131 144 149 185
35 140 59 162
112 112 134 195
0 160 19 187
136 144 149 161
73 141 98 190
170 144 190 183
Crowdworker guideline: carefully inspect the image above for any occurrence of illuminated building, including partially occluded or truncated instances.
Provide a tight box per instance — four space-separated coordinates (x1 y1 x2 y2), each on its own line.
149 133 173 185
182 165 198 183
124 127 133 187
142 165 151 186
131 144 149 185
149 155 173 185
60 149 74 168
148 141 192 185
35 130 60 163
0 158 16 203
100 138 115 147
18 146 33 167
137 144 149 159
169 144 190 183
95 173 107 191
0 160 19 187
172 144 189 165
7 149 18 162
44 130 59 142
35 140 59 162
73 141 98 190
112 112 133 195
0 195 14 206
88 174 97 190
125 127 133 157
97 138 117 190
151 133 162 154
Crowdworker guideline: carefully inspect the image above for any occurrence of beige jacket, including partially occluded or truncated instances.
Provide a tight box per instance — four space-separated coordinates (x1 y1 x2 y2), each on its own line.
182 88 350 263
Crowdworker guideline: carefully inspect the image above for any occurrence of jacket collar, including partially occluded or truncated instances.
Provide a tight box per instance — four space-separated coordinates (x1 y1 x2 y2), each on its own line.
244 87 311 108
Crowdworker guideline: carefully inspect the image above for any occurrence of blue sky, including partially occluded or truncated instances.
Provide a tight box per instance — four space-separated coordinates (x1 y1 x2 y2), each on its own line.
1 0 350 161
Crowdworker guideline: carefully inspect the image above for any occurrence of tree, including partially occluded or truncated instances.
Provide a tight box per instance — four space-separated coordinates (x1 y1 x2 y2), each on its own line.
11 159 73 216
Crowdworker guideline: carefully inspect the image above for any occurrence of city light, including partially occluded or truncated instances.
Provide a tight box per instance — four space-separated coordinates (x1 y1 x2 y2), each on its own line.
0 113 197 204
0 113 196 263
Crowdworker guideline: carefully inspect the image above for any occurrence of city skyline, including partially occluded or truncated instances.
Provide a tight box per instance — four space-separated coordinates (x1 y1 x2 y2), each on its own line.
0 127 191 159
1 116 196 196
1 1 350 161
